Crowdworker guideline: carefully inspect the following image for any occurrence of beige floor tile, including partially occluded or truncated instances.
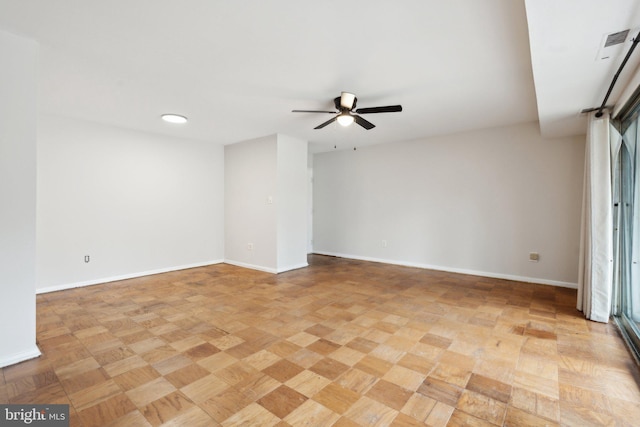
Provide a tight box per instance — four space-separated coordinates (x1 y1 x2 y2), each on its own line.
382 365 426 391
140 391 194 426
113 365 161 391
77 393 137 427
151 354 193 376
370 344 406 363
214 361 260 386
366 379 413 411
287 332 320 347
54 357 100 380
159 406 217 427
200 388 253 423
103 410 153 427
221 402 280 427
180 374 230 404
504 406 559 427
286 348 324 369
285 370 331 398
210 334 245 351
197 352 238 373
284 399 341 426
343 396 399 426
514 371 559 400
336 368 378 395
456 389 507 425
234 372 281 401
126 377 177 408
328 346 366 366
517 353 559 380
164 363 210 389
242 349 281 371
69 379 123 411
312 383 360 414
401 393 437 422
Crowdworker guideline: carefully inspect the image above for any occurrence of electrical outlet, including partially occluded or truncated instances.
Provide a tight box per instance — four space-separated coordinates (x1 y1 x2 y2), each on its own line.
84 255 90 263
247 243 254 251
529 252 539 262
382 240 388 248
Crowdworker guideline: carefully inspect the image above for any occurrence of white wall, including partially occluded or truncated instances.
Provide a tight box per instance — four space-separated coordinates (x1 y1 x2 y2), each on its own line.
277 135 309 271
37 115 224 292
0 29 40 367
225 135 278 271
225 134 309 273
313 121 585 287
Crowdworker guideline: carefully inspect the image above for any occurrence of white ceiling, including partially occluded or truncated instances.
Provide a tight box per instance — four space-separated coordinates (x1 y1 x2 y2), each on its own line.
0 1 639 152
527 0 640 138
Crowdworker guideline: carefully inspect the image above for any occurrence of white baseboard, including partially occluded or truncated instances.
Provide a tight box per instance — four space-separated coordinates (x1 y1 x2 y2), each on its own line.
313 251 578 289
36 260 225 294
277 263 309 273
223 259 278 274
0 345 41 368
220 260 310 274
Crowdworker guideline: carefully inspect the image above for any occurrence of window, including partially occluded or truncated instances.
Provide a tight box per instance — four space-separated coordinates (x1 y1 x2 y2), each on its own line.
613 95 640 362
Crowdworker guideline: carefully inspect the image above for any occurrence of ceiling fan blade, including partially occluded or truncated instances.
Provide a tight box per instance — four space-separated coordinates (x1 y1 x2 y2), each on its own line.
354 115 375 130
340 92 356 110
292 110 336 113
314 117 337 129
355 105 403 114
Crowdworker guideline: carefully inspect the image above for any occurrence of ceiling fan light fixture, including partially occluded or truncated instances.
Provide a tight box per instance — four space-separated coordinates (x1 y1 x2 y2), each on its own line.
340 92 356 109
161 114 188 124
337 113 354 127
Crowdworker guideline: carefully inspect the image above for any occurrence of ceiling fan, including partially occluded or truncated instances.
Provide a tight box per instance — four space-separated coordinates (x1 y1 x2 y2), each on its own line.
292 92 402 130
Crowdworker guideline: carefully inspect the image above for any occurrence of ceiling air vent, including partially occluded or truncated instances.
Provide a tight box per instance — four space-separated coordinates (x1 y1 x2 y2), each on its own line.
605 30 630 47
597 28 637 61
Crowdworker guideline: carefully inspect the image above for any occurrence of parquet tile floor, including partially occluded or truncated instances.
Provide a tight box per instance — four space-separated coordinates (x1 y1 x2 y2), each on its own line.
2 255 640 426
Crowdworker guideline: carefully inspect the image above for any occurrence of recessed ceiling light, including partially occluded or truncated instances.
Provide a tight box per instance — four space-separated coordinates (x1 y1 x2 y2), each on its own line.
161 114 188 124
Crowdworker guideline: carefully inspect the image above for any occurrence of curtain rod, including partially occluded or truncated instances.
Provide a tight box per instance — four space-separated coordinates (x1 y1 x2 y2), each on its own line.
584 31 640 118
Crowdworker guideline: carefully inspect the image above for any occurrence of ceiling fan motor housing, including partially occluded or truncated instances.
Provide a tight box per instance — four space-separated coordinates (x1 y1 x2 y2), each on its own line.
334 96 357 111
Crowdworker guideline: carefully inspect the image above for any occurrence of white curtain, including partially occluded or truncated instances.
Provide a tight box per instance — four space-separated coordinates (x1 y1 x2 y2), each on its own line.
577 112 621 322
